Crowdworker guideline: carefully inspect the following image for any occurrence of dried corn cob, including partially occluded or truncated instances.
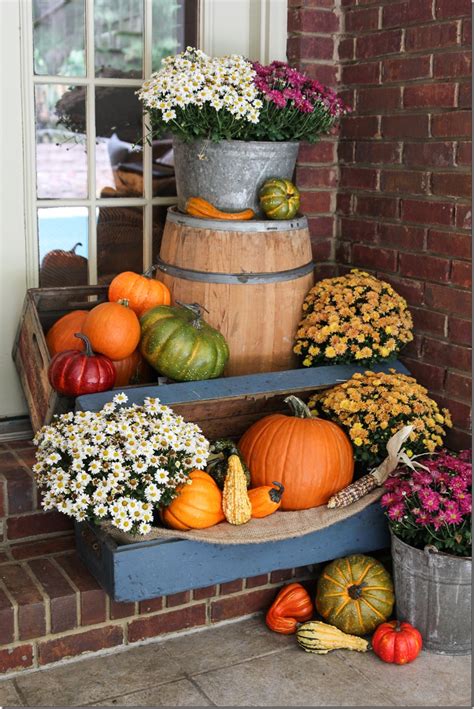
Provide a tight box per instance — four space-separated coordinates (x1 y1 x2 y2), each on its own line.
327 472 379 509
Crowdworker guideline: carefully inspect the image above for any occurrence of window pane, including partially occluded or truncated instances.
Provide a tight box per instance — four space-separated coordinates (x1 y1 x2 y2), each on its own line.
95 0 144 78
33 0 86 76
152 204 170 264
95 87 143 197
36 84 87 199
97 206 144 284
38 207 89 287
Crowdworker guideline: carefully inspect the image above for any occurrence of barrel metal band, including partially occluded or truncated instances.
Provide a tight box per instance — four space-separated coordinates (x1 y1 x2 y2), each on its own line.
155 258 315 284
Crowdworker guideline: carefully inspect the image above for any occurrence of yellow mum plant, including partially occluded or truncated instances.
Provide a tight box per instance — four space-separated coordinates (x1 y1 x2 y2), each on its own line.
308 370 452 467
294 270 413 367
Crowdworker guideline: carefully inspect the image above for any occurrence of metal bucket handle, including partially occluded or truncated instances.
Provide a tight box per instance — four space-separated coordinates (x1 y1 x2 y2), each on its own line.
424 544 439 567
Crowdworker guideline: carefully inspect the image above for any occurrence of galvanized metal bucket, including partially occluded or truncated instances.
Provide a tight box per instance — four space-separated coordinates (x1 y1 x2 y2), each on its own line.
172 138 300 214
391 532 471 654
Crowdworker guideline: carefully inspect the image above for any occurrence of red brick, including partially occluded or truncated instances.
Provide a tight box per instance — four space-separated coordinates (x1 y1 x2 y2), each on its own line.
338 37 354 61
340 217 378 243
432 172 472 199
55 554 107 627
166 590 191 607
128 604 206 642
340 167 378 189
432 111 471 138
287 35 334 62
341 62 380 85
411 307 447 336
356 30 402 59
7 511 73 540
0 645 33 673
0 563 45 640
424 338 472 371
298 141 335 164
405 21 458 51
355 141 401 164
383 275 425 305
425 283 472 316
399 253 450 282
448 317 472 345
11 535 75 560
446 427 472 450
451 260 472 288
383 0 433 27
427 229 472 258
404 83 456 109
270 569 294 583
336 239 352 264
0 462 34 514
338 140 355 163
39 625 124 665
139 597 163 614
358 86 401 113
433 51 472 79
245 574 269 589
296 166 337 188
28 558 77 634
299 190 333 213
0 586 14 645
401 199 453 226
402 358 446 392
403 142 455 168
403 333 424 359
456 142 471 166
356 194 399 218
445 372 472 400
345 6 379 32
455 204 472 229
301 62 338 87
192 585 217 600
337 192 353 215
382 114 429 138
379 223 425 250
210 588 277 622
433 395 471 430
110 600 136 619
352 244 398 272
220 579 243 595
341 116 378 139
382 55 431 82
435 0 471 19
462 17 472 44
308 216 334 236
313 238 335 261
288 8 339 33
458 82 472 109
0 478 5 517
381 170 429 194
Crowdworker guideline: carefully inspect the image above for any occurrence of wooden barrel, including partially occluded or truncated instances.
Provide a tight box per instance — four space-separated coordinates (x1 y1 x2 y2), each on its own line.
156 207 314 376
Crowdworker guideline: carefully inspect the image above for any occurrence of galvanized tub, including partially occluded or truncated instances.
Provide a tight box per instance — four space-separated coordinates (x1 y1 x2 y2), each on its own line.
391 532 471 654
172 138 300 214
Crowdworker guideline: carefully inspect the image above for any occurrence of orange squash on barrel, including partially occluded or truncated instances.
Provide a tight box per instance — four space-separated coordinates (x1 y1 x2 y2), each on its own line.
185 197 255 221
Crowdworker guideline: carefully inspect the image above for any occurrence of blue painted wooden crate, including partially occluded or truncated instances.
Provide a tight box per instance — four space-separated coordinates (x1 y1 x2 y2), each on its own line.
75 361 407 602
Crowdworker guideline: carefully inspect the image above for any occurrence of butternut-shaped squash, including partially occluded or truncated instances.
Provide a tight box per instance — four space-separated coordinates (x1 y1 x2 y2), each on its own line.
222 454 252 525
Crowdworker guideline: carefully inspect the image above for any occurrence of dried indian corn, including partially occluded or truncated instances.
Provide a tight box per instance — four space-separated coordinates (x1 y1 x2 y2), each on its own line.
327 472 379 509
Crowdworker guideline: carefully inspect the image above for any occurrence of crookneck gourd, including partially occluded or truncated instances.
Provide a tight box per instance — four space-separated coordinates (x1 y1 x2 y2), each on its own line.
297 621 369 654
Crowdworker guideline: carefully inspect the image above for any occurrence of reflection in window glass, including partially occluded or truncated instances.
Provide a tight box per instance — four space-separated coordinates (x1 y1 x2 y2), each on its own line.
95 0 144 78
152 0 184 71
97 206 144 284
36 84 87 199
38 207 88 287
33 0 86 76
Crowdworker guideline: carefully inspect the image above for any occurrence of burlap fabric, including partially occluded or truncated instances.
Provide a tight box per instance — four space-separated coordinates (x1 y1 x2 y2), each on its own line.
101 488 383 546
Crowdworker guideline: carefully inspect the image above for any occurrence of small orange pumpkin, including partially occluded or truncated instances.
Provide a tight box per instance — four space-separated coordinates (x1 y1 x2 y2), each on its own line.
161 470 225 530
46 310 88 356
108 270 171 318
248 482 284 518
266 583 313 635
81 300 140 360
111 349 154 387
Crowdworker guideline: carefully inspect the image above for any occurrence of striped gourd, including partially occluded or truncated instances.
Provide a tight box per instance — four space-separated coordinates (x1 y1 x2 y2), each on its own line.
297 621 369 654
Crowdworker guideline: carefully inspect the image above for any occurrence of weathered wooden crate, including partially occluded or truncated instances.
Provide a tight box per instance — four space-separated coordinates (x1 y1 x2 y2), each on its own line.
75 362 407 602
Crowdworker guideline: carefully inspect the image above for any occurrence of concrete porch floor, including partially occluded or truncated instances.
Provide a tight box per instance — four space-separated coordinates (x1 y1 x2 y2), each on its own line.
0 617 471 707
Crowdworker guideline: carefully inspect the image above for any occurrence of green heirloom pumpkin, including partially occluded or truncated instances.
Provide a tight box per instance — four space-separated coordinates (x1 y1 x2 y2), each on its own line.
140 302 229 381
206 439 251 489
259 178 300 220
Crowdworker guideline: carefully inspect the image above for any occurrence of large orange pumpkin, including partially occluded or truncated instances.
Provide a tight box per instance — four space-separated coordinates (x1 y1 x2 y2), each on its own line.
239 396 354 510
108 271 171 318
161 470 225 530
46 310 88 356
81 300 140 360
111 349 154 387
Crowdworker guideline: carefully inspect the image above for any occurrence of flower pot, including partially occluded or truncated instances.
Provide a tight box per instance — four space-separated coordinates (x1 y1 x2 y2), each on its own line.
391 531 471 654
172 138 300 215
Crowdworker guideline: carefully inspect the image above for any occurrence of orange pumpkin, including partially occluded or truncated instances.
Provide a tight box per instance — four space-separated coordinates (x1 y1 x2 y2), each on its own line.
46 310 88 356
239 396 354 511
111 349 154 387
81 300 140 360
266 583 313 635
161 470 225 530
108 271 171 318
248 482 284 518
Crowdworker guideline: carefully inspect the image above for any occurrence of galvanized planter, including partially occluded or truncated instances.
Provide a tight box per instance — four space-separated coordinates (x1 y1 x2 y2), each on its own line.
391 532 471 655
172 138 300 214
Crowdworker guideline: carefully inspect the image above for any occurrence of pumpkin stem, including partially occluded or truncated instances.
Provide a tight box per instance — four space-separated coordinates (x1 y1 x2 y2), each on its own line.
117 298 130 308
175 300 209 329
348 584 363 600
142 265 156 278
284 395 313 419
269 481 284 503
70 242 82 254
395 621 402 632
74 332 93 357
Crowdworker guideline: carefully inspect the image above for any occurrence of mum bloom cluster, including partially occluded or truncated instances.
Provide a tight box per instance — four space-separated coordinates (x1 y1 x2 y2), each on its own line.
308 370 452 467
381 450 471 557
33 393 209 536
294 270 414 367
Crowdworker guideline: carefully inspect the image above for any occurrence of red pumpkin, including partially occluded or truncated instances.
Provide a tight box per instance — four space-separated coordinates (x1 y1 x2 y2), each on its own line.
46 310 88 356
372 621 423 665
266 583 313 635
111 349 154 387
48 333 116 396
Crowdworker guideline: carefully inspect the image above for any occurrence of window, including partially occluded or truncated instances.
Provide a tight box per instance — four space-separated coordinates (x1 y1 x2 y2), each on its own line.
28 0 198 288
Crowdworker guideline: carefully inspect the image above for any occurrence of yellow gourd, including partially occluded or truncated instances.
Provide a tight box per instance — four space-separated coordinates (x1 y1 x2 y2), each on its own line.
296 621 369 654
222 454 252 525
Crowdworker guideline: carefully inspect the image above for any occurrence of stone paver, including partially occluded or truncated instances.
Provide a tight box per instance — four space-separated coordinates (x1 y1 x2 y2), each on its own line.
0 617 471 707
